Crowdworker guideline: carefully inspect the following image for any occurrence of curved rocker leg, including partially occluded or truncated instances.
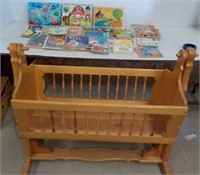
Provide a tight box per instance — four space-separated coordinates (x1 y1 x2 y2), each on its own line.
21 158 31 175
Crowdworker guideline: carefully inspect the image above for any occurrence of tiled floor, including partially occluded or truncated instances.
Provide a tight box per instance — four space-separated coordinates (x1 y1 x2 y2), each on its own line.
1 91 199 175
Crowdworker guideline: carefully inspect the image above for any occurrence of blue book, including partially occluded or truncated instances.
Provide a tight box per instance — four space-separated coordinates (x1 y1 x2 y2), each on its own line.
63 36 89 51
88 36 108 47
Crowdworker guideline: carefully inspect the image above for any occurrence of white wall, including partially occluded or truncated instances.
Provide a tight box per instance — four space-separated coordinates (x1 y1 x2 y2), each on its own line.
0 0 13 33
1 0 199 32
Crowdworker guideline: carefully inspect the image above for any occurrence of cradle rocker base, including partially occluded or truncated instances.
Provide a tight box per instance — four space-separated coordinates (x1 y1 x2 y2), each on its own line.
22 139 172 175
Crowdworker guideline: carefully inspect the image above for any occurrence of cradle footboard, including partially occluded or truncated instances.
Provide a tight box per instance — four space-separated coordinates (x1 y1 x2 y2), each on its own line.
8 43 197 174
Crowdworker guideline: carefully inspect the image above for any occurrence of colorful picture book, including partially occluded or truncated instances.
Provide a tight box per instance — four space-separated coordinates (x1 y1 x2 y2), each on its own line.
93 7 124 28
48 26 68 35
134 46 163 58
26 34 48 48
82 27 114 37
113 45 134 54
63 36 89 51
115 28 133 39
113 39 133 46
67 27 82 36
136 38 159 47
43 35 65 50
61 4 93 27
88 36 108 47
21 26 43 37
28 2 61 25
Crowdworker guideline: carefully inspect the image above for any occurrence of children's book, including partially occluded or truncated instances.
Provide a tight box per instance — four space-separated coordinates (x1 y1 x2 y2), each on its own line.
28 2 61 25
113 39 133 46
134 46 163 58
113 45 134 54
115 28 133 39
63 36 89 51
61 4 93 27
88 36 108 47
85 32 104 37
82 27 114 37
131 25 160 39
43 35 65 50
67 27 82 36
93 7 124 28
48 26 68 35
136 38 159 47
26 34 47 48
21 26 43 37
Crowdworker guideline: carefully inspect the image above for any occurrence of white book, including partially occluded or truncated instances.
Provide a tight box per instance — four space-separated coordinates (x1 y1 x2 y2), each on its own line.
136 37 159 47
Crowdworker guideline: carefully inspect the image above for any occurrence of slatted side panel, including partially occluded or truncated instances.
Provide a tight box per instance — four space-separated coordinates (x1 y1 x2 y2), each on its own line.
43 73 154 101
28 110 167 137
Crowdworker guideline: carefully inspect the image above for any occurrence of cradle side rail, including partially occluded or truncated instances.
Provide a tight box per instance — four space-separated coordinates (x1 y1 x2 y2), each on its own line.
8 43 198 175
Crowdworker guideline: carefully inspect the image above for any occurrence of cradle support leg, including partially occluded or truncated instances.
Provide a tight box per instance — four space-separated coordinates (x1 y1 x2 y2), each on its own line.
22 139 52 174
22 139 32 175
161 144 173 175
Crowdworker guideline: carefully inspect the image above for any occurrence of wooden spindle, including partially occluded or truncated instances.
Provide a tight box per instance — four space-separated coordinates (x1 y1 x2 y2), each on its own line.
98 75 101 99
85 112 88 134
106 75 110 99
151 115 158 136
39 111 44 132
129 114 135 135
140 115 147 136
62 74 65 98
71 74 74 98
74 112 77 133
96 113 100 134
89 75 92 99
124 76 129 100
142 77 147 101
62 111 66 132
50 110 55 132
118 113 124 135
115 76 120 100
133 77 138 100
80 74 83 98
53 73 56 97
107 113 111 135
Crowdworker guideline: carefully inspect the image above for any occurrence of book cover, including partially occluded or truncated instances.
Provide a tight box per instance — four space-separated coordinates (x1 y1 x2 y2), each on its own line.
82 27 114 37
93 7 124 28
67 27 82 36
63 36 89 51
26 34 47 48
134 46 163 58
136 38 159 47
28 2 61 25
48 26 68 35
61 4 93 27
113 39 133 46
113 45 134 54
88 36 108 47
43 35 66 50
115 28 133 39
85 32 104 37
21 26 43 38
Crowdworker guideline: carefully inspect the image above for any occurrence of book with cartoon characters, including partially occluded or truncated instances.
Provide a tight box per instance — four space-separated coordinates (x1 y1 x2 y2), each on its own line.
134 46 163 58
63 36 89 51
43 35 66 50
28 2 61 25
61 4 93 27
26 34 48 48
93 7 124 28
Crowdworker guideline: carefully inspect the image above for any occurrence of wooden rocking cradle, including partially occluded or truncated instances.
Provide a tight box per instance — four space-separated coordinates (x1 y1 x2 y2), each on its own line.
8 43 198 174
